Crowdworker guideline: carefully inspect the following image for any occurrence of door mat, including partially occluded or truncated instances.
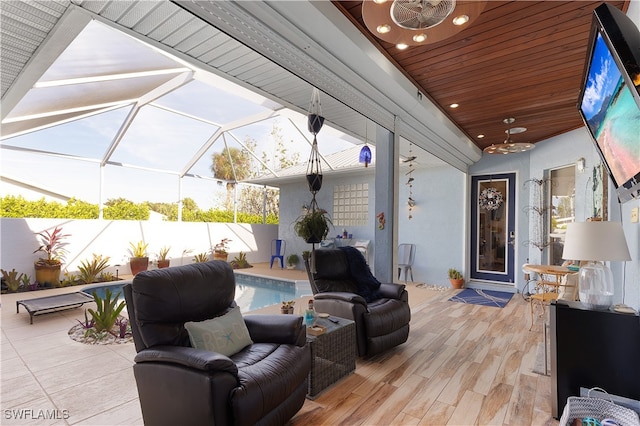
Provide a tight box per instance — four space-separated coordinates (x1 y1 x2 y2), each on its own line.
448 288 513 308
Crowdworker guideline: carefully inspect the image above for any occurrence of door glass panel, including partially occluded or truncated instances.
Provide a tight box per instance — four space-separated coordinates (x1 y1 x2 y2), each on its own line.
548 165 575 265
477 179 508 274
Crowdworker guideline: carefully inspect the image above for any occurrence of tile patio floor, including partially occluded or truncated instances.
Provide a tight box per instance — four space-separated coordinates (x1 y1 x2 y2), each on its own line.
0 263 313 425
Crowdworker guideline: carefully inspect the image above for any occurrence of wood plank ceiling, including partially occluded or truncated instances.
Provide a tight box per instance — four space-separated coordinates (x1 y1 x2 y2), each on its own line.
334 0 630 152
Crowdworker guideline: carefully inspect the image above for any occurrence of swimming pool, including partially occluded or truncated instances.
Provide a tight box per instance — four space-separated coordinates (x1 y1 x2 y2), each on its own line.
81 273 312 313
234 273 312 312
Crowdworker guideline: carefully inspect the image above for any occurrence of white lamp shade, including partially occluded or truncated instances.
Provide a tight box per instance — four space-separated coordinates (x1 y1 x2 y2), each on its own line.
562 221 631 262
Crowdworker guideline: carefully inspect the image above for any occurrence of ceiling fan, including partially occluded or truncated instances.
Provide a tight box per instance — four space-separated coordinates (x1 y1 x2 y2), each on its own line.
390 0 456 29
362 0 486 47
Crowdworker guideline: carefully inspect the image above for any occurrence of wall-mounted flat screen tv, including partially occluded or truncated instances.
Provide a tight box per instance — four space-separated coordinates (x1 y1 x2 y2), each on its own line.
577 3 640 203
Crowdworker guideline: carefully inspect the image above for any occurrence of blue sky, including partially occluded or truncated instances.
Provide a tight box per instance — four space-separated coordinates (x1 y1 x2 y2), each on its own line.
581 33 622 120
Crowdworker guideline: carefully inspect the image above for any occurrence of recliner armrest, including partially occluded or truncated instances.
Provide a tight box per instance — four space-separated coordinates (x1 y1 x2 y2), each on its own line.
134 345 238 375
378 283 406 300
244 314 306 347
314 291 367 305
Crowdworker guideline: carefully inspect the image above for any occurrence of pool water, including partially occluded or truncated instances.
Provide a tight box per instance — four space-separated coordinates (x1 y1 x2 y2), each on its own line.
234 273 312 312
81 274 312 313
82 282 127 301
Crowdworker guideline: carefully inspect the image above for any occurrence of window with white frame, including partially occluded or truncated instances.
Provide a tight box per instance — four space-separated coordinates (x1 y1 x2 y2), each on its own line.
333 183 368 227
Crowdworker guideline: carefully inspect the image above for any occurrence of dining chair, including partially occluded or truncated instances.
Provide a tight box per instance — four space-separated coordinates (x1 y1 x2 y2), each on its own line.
270 239 286 269
397 243 416 282
352 240 370 263
528 268 578 330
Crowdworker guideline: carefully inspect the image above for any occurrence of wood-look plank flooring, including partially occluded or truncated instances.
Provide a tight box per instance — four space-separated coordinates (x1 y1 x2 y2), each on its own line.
289 284 558 426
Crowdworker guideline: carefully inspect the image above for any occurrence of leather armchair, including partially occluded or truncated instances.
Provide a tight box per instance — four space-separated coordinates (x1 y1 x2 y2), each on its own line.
124 261 310 426
304 248 411 358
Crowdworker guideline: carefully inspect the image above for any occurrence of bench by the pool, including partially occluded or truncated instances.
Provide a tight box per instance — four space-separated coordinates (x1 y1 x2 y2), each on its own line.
16 280 132 324
16 292 94 324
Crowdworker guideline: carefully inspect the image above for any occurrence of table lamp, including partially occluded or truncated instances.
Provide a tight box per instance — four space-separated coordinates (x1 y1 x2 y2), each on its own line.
562 221 630 310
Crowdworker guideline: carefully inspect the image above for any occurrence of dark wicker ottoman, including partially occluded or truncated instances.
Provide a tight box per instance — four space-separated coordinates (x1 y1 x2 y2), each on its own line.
306 316 356 399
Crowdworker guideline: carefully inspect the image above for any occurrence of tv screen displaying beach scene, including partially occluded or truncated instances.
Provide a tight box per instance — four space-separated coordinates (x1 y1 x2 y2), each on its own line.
579 32 640 191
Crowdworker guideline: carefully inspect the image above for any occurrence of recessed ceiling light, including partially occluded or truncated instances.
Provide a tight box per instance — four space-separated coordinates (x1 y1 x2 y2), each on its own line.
453 15 470 26
377 24 391 34
412 33 427 43
373 0 386 3
396 43 409 50
477 134 485 139
450 103 459 108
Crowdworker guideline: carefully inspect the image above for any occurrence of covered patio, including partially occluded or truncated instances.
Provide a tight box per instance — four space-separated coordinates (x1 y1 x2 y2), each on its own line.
1 263 552 425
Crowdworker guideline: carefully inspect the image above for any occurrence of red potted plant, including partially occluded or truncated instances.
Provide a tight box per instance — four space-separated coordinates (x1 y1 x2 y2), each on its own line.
33 226 70 287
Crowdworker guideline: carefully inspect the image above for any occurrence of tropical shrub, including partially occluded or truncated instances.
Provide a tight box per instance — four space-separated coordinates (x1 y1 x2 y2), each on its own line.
87 288 126 334
78 254 111 284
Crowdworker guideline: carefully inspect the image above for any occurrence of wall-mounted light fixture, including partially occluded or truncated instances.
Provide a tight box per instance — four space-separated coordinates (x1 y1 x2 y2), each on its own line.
577 157 586 172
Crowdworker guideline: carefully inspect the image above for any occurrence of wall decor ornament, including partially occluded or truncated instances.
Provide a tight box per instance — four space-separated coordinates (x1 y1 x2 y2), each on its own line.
359 117 372 168
377 212 386 230
405 143 416 219
479 187 504 211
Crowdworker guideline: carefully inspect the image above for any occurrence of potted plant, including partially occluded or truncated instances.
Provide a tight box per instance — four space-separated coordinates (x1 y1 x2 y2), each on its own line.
230 252 252 269
78 254 111 284
128 241 149 276
448 268 465 289
286 254 300 270
212 238 231 261
33 226 70 287
281 300 295 314
157 246 171 268
193 252 209 263
294 208 332 243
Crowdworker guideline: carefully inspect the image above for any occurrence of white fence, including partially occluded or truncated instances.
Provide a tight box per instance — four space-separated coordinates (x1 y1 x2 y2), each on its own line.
0 218 278 279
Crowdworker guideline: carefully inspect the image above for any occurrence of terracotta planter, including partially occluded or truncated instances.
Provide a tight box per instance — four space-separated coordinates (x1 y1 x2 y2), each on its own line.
212 252 228 262
130 257 149 275
157 259 170 269
34 263 61 287
449 278 465 289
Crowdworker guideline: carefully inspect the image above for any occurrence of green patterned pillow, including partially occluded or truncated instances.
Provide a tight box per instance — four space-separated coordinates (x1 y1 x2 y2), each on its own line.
184 306 253 357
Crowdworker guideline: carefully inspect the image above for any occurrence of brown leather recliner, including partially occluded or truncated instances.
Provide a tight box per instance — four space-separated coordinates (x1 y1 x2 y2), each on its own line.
123 261 310 426
304 247 411 358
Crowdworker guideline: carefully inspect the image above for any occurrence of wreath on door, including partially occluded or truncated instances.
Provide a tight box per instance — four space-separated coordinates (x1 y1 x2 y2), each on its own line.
479 187 504 211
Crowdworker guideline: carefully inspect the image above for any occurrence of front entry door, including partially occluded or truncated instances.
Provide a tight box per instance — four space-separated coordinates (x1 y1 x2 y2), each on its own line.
471 173 516 284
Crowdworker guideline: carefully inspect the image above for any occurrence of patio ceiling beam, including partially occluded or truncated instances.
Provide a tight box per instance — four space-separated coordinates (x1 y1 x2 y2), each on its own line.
1 8 90 122
180 108 284 177
0 143 101 164
226 131 277 178
100 70 194 167
33 68 191 88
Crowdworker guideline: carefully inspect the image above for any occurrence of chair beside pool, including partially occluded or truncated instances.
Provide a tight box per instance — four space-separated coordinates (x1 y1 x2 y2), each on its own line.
124 260 310 425
305 247 411 358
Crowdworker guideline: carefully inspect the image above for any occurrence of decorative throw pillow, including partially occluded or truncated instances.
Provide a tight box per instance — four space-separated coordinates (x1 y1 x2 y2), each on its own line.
184 306 253 357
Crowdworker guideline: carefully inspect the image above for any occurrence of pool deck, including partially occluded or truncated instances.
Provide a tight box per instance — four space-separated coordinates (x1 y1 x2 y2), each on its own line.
0 263 432 424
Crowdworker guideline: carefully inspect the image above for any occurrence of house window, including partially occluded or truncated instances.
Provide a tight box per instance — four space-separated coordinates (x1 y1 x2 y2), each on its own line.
333 184 368 227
